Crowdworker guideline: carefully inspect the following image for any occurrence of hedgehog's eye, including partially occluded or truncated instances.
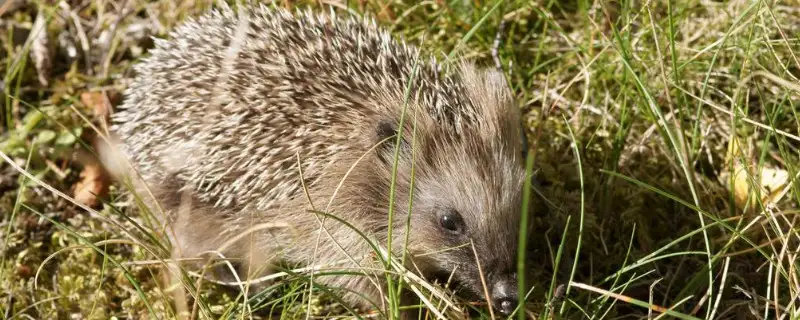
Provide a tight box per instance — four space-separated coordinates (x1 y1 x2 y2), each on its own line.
438 209 465 234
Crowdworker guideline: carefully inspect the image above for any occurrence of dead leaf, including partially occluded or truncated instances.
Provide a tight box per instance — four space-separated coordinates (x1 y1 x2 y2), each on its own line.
726 162 789 210
757 166 790 205
377 3 396 21
80 91 116 121
722 136 790 210
16 264 32 279
29 10 52 86
72 162 109 208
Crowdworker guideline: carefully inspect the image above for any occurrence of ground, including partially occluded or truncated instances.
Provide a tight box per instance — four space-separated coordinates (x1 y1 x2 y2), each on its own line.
1 0 799 319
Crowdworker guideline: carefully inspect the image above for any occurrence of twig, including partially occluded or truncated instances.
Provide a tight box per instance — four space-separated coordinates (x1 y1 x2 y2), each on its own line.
491 19 506 73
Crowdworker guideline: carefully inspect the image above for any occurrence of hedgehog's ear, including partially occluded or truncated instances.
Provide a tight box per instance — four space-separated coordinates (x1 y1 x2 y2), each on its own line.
375 119 411 164
460 64 516 123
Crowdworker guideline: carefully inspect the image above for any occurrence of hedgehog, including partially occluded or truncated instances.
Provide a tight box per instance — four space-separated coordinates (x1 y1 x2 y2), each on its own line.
105 3 532 318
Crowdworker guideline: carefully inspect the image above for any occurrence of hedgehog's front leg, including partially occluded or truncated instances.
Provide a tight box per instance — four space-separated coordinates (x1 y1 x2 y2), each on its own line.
166 209 282 300
303 262 424 319
281 231 426 319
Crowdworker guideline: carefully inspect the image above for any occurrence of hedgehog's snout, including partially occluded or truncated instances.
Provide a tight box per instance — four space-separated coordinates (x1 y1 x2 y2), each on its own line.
491 275 518 316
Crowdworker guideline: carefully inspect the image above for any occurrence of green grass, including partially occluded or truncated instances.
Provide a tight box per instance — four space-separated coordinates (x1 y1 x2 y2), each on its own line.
2 0 799 319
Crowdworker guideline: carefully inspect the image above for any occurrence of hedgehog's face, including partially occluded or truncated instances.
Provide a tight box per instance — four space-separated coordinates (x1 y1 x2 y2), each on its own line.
367 63 531 315
408 129 528 317
372 120 529 316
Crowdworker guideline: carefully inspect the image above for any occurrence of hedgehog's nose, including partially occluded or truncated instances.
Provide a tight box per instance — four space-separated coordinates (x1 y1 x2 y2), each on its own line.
491 278 518 316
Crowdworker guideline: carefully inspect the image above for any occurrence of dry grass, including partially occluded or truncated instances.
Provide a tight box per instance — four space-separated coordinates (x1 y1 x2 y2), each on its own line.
1 0 799 319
